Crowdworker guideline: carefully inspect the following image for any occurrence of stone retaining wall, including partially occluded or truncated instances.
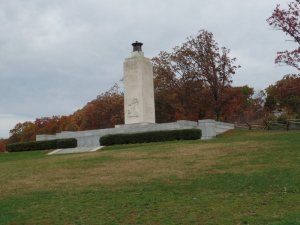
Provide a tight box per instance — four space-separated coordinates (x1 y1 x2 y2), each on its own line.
36 120 234 147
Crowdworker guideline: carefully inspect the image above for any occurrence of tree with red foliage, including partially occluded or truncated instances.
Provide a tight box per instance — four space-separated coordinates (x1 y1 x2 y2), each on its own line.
267 0 300 70
8 121 36 144
153 30 240 121
35 116 64 135
265 74 300 116
153 50 205 121
74 83 124 130
7 84 124 144
222 86 264 123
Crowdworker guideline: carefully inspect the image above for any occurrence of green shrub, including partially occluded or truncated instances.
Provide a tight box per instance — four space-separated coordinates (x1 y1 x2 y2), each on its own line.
100 129 201 146
6 138 77 152
57 138 77 149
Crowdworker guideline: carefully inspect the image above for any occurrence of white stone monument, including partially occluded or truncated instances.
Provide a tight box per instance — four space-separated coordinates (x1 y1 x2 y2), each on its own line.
36 42 235 154
123 41 156 124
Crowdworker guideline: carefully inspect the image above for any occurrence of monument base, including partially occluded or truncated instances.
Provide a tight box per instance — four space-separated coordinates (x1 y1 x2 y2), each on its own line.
37 120 234 150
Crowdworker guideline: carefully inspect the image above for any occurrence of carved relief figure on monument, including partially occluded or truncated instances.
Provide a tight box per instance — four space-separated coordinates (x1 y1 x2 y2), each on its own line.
128 98 139 117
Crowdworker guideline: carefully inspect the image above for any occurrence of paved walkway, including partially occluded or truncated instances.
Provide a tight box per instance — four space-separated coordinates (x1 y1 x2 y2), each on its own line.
48 147 103 155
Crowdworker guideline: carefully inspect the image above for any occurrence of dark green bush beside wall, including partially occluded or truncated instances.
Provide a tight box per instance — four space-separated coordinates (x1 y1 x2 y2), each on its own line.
56 138 77 149
100 129 201 146
6 138 77 152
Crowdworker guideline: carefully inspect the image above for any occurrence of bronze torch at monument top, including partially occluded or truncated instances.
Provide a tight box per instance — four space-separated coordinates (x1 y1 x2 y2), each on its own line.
132 41 143 52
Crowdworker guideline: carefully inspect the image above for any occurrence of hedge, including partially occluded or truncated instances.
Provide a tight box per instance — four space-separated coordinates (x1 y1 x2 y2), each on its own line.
6 138 77 152
100 129 201 146
56 138 77 149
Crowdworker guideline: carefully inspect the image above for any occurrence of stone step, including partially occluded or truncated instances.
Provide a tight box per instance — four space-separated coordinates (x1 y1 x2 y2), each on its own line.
48 147 103 155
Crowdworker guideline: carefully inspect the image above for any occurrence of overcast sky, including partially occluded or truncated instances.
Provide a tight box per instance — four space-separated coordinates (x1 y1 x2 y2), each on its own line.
0 0 298 138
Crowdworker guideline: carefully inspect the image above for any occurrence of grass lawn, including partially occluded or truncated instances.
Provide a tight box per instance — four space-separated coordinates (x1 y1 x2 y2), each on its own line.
0 130 299 225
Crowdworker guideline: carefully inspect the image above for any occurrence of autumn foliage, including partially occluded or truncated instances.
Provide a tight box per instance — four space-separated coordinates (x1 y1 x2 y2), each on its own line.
265 1 300 119
7 84 124 144
267 0 300 70
73 84 124 130
153 30 240 121
265 74 300 117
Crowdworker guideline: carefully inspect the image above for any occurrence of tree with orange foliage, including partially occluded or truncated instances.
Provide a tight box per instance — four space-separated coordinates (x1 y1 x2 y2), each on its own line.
8 121 36 144
267 0 300 70
7 84 124 144
221 86 264 123
153 30 240 121
74 83 124 130
265 74 300 116
34 116 64 135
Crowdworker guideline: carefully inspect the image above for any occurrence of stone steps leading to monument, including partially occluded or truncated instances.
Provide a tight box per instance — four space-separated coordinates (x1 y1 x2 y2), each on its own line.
48 147 102 155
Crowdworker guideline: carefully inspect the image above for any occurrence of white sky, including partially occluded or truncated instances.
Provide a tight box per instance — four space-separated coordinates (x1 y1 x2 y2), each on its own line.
0 0 298 138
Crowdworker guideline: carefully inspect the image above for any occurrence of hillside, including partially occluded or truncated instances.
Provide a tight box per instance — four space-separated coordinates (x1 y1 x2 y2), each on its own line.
0 130 299 225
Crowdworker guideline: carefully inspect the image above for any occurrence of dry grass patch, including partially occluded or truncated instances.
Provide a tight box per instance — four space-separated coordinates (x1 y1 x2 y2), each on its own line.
0 138 278 197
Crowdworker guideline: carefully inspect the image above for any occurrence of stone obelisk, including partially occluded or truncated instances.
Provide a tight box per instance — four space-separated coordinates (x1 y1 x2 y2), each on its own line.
124 41 155 124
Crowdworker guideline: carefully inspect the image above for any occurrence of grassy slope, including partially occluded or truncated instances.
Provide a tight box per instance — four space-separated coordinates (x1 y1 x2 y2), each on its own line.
0 130 299 225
